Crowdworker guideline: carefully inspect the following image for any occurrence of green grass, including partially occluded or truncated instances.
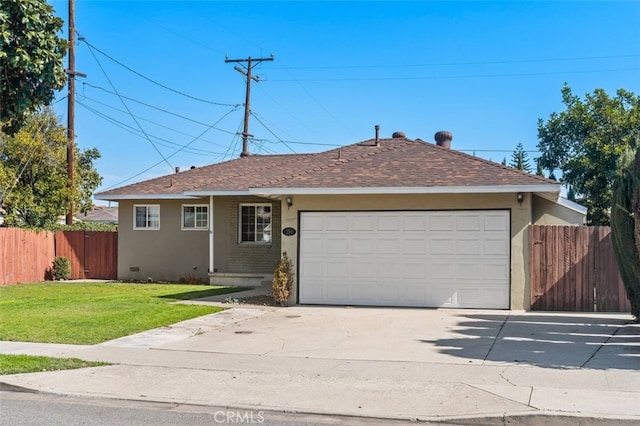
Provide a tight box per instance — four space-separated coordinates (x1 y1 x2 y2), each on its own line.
0 283 244 344
0 354 108 375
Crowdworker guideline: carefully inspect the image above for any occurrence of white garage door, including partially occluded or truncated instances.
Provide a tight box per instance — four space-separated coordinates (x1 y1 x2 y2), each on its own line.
299 210 510 309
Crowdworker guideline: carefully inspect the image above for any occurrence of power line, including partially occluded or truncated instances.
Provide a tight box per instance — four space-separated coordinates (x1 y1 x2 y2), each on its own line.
274 53 640 70
101 106 238 191
81 82 238 135
250 111 296 154
268 67 640 82
77 101 222 155
80 94 236 145
78 35 237 107
274 57 357 138
85 42 174 170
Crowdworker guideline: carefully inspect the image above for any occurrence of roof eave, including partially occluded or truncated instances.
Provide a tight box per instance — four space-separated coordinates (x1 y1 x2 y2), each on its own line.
94 194 201 201
250 184 561 197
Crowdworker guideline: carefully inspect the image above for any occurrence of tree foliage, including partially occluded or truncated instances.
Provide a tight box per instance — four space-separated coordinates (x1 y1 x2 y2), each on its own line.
0 109 102 227
509 142 532 172
610 148 640 321
537 84 640 225
0 0 68 135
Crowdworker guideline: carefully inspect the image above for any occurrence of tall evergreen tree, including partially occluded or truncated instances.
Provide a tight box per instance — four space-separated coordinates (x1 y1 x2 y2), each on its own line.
509 143 532 172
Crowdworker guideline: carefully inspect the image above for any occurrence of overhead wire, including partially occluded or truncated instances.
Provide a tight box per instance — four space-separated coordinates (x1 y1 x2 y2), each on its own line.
78 35 237 107
273 58 357 138
84 41 174 170
268 67 640 82
275 53 640 70
80 94 234 146
101 106 239 190
250 111 296 154
81 82 237 135
77 101 222 155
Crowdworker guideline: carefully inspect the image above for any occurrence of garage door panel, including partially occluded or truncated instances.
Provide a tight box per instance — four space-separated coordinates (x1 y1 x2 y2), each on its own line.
429 238 454 255
403 239 427 255
378 238 400 254
456 214 482 231
430 215 453 231
299 210 510 309
457 238 481 255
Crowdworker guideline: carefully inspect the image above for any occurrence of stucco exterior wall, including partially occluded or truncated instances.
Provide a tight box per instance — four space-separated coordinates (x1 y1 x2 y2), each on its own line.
280 192 533 310
118 199 209 282
532 195 586 225
117 196 281 282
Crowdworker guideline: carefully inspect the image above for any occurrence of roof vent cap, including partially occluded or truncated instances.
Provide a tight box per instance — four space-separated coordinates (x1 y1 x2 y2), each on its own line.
392 131 406 139
434 130 453 148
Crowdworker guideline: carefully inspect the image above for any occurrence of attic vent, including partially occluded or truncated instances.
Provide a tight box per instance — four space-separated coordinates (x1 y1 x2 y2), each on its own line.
434 130 453 149
392 131 406 139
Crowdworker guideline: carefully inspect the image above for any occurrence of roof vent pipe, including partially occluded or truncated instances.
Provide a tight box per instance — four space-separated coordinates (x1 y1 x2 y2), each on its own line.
375 125 380 146
434 130 453 149
175 166 180 174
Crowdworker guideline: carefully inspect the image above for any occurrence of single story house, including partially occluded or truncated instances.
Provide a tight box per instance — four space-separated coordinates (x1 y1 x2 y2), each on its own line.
96 131 586 310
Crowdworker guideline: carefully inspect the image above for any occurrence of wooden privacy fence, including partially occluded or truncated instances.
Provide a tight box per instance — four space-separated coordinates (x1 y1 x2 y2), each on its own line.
0 228 117 284
530 225 630 312
0 228 55 284
55 231 118 280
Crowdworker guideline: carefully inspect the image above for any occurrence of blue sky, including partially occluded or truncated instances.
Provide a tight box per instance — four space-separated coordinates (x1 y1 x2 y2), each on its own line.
49 1 640 196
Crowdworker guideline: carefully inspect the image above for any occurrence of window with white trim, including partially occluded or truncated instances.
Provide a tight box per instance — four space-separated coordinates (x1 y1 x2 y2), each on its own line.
182 205 208 230
239 204 272 243
134 205 160 230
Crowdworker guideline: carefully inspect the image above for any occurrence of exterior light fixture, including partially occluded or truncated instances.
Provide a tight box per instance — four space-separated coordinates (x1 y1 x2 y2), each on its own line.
286 197 293 209
517 192 524 205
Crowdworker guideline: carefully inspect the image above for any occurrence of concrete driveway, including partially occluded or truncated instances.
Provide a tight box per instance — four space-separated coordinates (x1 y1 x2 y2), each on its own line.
2 304 639 422
124 305 637 370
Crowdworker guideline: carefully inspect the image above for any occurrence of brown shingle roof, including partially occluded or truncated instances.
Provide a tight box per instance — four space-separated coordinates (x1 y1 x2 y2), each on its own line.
96 138 556 198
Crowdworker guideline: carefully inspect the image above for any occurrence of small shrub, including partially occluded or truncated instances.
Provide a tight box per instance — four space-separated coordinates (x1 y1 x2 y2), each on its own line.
272 252 294 306
51 257 71 280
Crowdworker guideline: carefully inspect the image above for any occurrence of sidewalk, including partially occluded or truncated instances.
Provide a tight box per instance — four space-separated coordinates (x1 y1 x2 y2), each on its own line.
1 304 639 423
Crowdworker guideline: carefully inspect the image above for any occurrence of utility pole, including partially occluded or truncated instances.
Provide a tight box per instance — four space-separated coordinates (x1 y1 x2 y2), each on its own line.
225 55 273 157
65 0 86 225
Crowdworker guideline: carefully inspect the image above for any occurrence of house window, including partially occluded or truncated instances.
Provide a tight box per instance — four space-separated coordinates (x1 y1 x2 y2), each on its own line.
182 205 209 230
239 204 272 243
134 205 160 230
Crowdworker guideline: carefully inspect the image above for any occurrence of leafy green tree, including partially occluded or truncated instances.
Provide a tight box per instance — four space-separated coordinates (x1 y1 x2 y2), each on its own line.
537 84 640 225
0 0 68 135
535 160 545 177
509 142 532 172
610 148 640 321
0 109 102 227
501 157 507 166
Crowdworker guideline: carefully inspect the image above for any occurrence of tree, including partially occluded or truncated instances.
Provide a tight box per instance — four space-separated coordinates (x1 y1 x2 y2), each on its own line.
535 160 545 177
509 142 532 172
610 148 640 321
537 84 640 225
501 157 507 166
0 0 68 135
0 109 102 227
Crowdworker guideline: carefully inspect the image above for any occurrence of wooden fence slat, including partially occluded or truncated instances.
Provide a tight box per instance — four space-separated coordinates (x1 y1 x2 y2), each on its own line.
530 225 629 312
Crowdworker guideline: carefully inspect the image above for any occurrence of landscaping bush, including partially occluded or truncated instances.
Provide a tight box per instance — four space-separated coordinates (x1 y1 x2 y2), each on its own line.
272 252 294 306
51 256 71 280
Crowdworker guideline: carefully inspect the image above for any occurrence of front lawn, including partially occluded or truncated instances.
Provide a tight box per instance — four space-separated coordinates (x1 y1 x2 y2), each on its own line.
0 354 108 375
0 283 242 344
